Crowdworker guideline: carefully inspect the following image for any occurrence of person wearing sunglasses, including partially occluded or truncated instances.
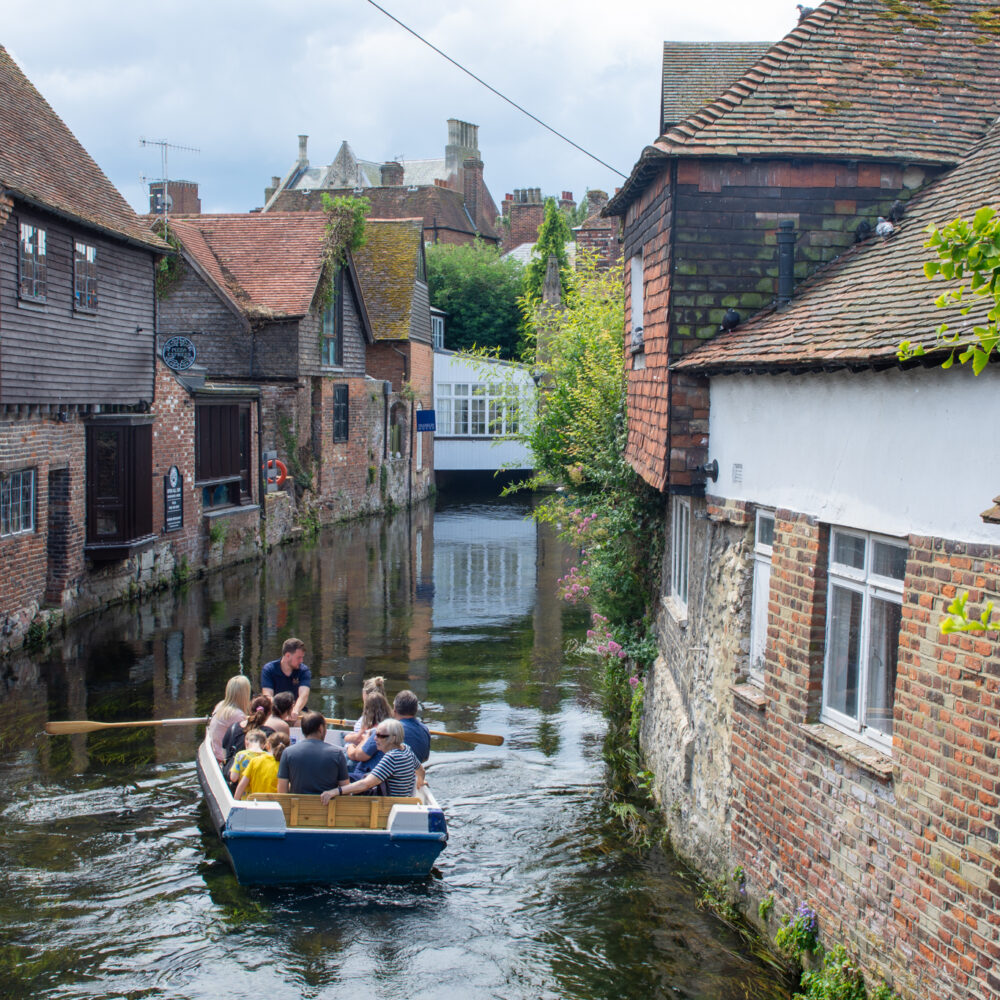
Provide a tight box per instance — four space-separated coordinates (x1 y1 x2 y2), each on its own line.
320 719 424 802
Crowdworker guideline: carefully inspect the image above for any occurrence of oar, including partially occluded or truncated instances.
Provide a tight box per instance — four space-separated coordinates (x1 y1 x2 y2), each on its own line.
45 717 208 735
324 717 503 746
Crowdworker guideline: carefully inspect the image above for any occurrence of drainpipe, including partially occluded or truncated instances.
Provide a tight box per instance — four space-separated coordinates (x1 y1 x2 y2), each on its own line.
777 220 796 307
256 394 265 536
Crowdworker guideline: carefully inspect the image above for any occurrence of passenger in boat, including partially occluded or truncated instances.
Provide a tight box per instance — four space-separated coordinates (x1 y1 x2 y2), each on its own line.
263 691 295 737
260 638 311 721
221 695 272 779
234 731 289 800
208 675 252 765
229 728 267 786
392 690 431 764
276 711 349 795
345 691 392 776
348 676 386 734
321 720 424 802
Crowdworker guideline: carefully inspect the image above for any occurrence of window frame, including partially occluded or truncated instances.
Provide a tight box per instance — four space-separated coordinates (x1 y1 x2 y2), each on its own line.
195 402 253 510
85 420 153 553
332 384 349 442
670 495 690 613
629 252 644 352
435 382 520 437
321 271 344 368
0 468 36 537
431 314 445 351
821 527 906 753
748 509 775 686
18 222 47 302
73 240 98 313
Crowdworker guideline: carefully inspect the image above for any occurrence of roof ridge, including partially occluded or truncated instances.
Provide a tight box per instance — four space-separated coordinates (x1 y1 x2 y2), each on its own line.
659 0 848 147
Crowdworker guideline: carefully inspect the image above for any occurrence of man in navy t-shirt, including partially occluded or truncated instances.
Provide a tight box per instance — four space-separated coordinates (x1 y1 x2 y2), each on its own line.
261 637 311 720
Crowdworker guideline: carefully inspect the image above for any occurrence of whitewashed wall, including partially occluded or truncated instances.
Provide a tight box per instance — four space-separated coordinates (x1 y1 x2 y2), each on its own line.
433 350 534 472
708 366 1000 544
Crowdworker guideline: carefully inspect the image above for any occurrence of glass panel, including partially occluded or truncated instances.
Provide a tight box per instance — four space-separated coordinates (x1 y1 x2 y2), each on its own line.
749 556 771 681
866 597 901 737
454 384 469 396
454 399 469 435
872 541 907 581
94 430 120 499
826 584 863 721
470 397 486 435
507 401 519 434
756 513 775 549
833 532 866 570
437 398 452 435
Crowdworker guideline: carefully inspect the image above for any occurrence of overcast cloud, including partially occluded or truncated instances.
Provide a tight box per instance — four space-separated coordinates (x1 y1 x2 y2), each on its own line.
5 0 802 215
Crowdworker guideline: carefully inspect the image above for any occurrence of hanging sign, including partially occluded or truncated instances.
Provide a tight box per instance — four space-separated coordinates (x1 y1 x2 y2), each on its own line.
416 409 436 432
162 336 197 371
164 465 183 531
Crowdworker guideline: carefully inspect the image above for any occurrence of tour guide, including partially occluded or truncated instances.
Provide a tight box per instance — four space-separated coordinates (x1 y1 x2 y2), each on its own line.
277 712 348 795
261 637 311 720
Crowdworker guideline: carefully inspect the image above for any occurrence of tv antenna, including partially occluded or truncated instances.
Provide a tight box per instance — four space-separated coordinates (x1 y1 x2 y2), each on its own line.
139 137 200 226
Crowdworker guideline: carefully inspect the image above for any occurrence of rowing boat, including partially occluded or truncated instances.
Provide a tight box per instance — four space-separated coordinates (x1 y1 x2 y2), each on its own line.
196 733 448 885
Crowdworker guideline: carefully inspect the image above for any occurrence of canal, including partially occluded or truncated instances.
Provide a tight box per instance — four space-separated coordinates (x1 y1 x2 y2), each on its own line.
1 490 790 999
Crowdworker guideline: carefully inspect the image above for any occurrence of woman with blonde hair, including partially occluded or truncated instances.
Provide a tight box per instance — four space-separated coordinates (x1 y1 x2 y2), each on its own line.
208 675 251 765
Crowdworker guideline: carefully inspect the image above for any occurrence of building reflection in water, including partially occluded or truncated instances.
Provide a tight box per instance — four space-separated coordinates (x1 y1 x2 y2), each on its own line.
16 493 575 772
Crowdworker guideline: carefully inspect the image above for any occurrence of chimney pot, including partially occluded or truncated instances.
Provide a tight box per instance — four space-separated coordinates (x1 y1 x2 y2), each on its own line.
298 135 308 163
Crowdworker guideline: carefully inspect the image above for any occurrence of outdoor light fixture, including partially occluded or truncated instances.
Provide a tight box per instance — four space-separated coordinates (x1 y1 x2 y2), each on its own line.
699 459 719 482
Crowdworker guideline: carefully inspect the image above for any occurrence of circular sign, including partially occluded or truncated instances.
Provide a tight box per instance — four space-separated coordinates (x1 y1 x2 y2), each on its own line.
162 336 197 371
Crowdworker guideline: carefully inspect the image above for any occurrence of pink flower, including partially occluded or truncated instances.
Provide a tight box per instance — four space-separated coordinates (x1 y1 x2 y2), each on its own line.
629 676 639 687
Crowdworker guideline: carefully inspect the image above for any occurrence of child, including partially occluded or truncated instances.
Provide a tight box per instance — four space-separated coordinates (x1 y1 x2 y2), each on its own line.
228 728 266 788
234 731 289 800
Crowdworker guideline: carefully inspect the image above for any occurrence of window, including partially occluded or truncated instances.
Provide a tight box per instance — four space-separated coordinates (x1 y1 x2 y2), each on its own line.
822 528 906 751
321 272 343 367
431 314 445 350
0 469 35 536
332 384 349 442
196 403 252 509
629 253 644 351
74 242 98 311
435 382 520 436
85 422 153 552
670 496 690 612
19 223 47 301
748 510 775 685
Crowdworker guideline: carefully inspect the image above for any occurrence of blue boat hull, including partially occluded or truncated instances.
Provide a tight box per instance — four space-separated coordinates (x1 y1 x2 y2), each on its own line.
196 737 447 885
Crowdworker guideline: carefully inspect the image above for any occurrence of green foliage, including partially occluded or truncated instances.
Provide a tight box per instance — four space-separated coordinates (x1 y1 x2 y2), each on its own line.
775 904 820 960
563 193 590 227
524 197 573 303
941 589 1000 633
154 226 184 300
318 194 370 311
899 206 1000 374
208 521 226 546
276 413 312 495
758 893 775 923
426 240 524 358
795 945 901 1000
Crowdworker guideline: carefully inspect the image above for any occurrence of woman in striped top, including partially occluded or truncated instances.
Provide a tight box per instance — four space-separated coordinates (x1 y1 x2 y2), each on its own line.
320 719 424 802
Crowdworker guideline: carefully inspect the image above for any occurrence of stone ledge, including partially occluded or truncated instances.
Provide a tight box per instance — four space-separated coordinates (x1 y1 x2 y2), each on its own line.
798 722 894 781
203 504 261 521
661 594 688 629
731 682 767 710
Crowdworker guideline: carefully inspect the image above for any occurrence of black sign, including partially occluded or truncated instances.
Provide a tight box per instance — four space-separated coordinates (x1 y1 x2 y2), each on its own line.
416 409 436 432
164 465 183 531
162 336 197 371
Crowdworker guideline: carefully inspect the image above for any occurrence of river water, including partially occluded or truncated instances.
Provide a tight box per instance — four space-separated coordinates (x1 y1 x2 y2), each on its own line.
1 490 789 1000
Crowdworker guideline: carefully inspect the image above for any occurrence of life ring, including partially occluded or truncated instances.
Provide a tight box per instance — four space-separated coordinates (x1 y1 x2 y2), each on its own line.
263 457 288 487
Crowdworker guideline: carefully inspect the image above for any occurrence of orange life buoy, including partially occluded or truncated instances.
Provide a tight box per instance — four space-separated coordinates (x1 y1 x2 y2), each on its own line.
263 457 288 488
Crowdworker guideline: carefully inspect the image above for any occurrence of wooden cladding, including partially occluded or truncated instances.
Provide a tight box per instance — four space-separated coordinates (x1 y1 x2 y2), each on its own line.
195 402 252 502
85 419 153 554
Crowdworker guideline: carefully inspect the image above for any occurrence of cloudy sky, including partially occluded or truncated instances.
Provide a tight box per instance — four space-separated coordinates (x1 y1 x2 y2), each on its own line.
5 0 802 215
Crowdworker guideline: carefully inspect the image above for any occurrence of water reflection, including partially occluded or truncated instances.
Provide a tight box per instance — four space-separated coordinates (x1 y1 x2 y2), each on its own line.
0 491 789 1000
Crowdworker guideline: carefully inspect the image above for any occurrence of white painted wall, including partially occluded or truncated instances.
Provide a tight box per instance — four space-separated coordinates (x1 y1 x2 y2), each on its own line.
432 350 534 472
708 366 1000 544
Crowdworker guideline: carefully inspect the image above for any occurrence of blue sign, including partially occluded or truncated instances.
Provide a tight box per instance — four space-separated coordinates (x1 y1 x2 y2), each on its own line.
416 409 436 432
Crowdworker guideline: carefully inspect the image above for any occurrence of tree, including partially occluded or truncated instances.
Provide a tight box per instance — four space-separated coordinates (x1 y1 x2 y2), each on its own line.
524 197 573 303
425 240 524 359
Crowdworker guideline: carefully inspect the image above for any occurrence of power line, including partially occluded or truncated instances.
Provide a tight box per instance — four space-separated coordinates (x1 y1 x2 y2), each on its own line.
363 0 627 179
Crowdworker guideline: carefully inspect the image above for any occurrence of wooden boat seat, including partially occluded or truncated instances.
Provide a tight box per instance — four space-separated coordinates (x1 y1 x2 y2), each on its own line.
247 792 422 830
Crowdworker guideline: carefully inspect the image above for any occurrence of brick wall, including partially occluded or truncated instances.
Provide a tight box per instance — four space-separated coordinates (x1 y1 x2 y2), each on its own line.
501 189 545 250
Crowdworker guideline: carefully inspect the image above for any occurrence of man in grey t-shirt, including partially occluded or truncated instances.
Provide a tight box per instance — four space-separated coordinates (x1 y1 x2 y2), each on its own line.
277 712 349 795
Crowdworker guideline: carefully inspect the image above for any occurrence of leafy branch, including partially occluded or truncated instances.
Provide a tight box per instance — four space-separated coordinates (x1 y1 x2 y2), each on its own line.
940 591 1000 634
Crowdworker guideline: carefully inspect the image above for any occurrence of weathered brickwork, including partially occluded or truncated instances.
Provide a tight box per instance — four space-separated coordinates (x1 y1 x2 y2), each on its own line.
648 498 1000 999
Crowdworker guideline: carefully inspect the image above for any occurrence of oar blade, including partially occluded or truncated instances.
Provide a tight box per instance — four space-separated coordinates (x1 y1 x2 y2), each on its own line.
45 720 105 735
434 730 505 746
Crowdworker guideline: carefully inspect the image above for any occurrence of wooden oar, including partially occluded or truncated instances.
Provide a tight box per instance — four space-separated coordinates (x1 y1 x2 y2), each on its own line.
45 717 208 735
324 717 503 746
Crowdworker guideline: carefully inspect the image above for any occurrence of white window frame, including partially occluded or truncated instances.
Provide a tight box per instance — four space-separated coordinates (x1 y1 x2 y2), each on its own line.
670 496 690 613
435 382 520 438
629 253 644 351
0 468 36 536
431 314 445 351
748 509 774 686
821 527 906 753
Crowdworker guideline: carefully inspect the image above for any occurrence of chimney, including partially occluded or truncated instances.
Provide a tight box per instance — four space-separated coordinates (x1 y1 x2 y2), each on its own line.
298 134 309 165
586 189 608 215
558 191 575 214
776 220 796 306
265 175 281 202
381 160 404 186
504 187 545 251
149 180 200 215
445 118 480 181
463 156 483 227
543 254 562 306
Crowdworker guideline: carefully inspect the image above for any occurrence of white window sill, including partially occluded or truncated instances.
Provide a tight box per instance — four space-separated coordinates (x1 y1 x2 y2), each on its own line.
798 721 894 780
662 593 688 628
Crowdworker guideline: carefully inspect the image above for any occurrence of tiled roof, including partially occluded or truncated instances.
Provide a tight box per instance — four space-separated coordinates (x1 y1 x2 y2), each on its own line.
165 213 330 318
352 219 424 342
674 121 1000 374
609 0 1000 216
661 42 773 132
267 184 499 242
0 45 168 251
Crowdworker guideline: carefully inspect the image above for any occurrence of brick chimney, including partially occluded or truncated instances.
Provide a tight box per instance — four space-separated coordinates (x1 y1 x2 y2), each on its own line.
445 118 480 184
503 188 545 251
463 156 483 228
585 189 608 216
149 180 200 215
381 160 404 186
558 191 575 214
264 175 281 202
297 134 309 165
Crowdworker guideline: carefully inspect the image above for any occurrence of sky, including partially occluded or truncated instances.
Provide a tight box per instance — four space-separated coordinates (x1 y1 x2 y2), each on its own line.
4 0 802 215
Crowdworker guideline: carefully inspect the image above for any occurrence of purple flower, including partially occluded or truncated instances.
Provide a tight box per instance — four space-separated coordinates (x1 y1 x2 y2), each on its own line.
629 676 639 688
